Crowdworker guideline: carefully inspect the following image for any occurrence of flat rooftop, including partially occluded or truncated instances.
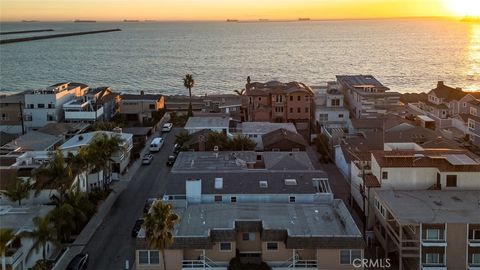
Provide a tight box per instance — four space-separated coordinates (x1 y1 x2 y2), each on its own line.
374 190 480 224
173 201 361 237
239 122 297 134
0 205 55 233
185 116 231 129
4 131 62 151
60 131 132 150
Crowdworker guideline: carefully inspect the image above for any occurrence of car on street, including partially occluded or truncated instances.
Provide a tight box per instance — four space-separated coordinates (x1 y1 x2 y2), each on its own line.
149 137 164 152
143 198 157 213
141 153 153 165
166 155 177 166
162 123 173 132
66 253 89 270
131 218 144 237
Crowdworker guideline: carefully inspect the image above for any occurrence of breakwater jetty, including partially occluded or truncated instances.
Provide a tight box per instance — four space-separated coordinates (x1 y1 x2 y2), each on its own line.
0 29 54 35
0 28 121 44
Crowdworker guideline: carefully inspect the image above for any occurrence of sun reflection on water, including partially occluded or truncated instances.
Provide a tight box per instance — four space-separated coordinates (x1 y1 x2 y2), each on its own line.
466 23 480 91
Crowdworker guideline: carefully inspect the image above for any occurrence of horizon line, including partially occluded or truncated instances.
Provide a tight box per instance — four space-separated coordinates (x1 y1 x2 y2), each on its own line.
0 15 466 23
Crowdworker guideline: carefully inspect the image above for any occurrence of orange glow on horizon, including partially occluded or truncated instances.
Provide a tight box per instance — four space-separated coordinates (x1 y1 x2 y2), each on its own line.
0 0 472 21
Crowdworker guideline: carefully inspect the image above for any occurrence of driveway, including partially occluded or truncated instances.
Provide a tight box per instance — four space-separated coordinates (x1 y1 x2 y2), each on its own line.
83 128 181 270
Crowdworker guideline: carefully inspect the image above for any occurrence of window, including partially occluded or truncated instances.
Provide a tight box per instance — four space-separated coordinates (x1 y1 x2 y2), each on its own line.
259 181 268 188
1 113 8 120
149 104 155 110
266 242 278 251
340 250 362 265
258 97 262 101
47 114 55 121
425 229 440 240
290 96 293 101
425 253 440 264
37 104 45 108
305 107 309 113
230 196 237 203
284 179 297 185
27 104 34 109
382 171 388 180
297 96 301 101
297 108 301 113
138 250 160 265
48 104 55 109
214 195 222 202
215 178 223 189
220 242 232 251
473 254 480 264
469 119 475 129
338 114 344 118
331 99 340 106
446 175 457 187
289 196 296 203
473 229 480 240
318 113 328 122
290 108 293 113
242 232 255 241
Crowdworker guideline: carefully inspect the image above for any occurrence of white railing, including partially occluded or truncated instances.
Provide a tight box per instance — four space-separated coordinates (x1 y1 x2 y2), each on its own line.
4 247 23 265
65 107 104 121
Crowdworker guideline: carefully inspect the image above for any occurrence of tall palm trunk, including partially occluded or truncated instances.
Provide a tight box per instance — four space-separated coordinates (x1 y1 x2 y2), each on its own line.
42 242 46 262
2 251 6 270
161 249 167 270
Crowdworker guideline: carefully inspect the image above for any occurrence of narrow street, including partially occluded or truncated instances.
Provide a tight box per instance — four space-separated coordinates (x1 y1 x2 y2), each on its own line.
83 128 180 270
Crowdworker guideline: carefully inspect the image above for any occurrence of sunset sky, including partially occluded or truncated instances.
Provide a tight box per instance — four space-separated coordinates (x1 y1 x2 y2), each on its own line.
1 0 479 21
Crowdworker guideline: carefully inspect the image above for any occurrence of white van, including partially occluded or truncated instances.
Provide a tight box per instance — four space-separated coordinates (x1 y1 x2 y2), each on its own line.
149 137 164 152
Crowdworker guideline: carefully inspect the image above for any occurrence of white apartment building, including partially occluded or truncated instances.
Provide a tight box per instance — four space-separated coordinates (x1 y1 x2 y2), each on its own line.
314 82 350 130
350 143 480 230
23 82 88 129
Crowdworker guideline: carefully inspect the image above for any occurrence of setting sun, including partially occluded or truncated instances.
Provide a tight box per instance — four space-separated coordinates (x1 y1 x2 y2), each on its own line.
443 0 480 16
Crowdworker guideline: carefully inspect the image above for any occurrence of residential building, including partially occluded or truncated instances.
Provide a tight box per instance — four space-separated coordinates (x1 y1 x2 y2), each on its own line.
37 122 89 142
59 130 133 186
0 92 25 134
466 99 480 146
119 91 164 124
184 116 232 135
0 205 57 270
202 94 243 115
134 149 366 269
86 87 119 121
262 128 307 151
23 82 88 129
373 190 480 270
135 201 364 270
244 80 314 134
336 75 401 119
314 82 350 131
350 143 480 230
2 130 63 151
165 95 204 112
236 122 297 149
63 97 105 123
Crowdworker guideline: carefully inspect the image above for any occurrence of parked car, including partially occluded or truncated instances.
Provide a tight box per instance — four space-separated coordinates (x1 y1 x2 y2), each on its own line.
162 123 173 132
66 253 89 270
166 155 177 166
131 218 144 237
143 198 157 213
142 153 153 165
149 137 164 152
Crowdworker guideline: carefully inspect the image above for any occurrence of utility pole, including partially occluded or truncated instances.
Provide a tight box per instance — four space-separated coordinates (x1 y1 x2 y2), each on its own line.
19 101 25 134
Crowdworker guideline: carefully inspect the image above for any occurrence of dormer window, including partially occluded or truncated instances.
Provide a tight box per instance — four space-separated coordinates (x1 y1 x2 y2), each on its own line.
215 178 223 189
259 181 268 188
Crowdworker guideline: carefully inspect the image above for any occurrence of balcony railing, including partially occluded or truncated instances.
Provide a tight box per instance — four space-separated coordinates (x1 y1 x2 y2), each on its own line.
64 107 104 121
4 247 23 265
469 239 480 247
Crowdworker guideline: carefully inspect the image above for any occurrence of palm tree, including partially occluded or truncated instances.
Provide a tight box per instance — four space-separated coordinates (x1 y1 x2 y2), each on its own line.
50 191 94 235
206 131 229 150
34 150 73 197
183 74 195 117
48 203 76 243
89 133 124 189
229 135 256 151
1 177 31 206
233 89 245 95
0 229 14 270
144 200 179 270
29 215 58 263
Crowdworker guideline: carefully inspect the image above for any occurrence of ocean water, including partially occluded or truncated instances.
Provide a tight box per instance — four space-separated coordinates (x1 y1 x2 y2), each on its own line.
0 19 479 95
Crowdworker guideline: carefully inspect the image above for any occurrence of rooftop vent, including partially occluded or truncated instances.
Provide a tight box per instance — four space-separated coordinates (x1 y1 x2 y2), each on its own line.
78 135 83 141
259 181 268 188
214 178 223 189
284 179 297 186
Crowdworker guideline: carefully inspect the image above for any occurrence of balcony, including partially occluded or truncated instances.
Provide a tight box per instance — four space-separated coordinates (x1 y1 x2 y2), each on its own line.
422 265 446 270
182 256 228 270
469 239 480 247
65 107 104 121
269 259 317 269
422 239 447 247
4 246 24 266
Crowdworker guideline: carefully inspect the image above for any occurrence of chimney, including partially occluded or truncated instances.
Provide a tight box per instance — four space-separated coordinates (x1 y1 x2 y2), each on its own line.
437 81 444 87
186 179 202 203
140 90 145 96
